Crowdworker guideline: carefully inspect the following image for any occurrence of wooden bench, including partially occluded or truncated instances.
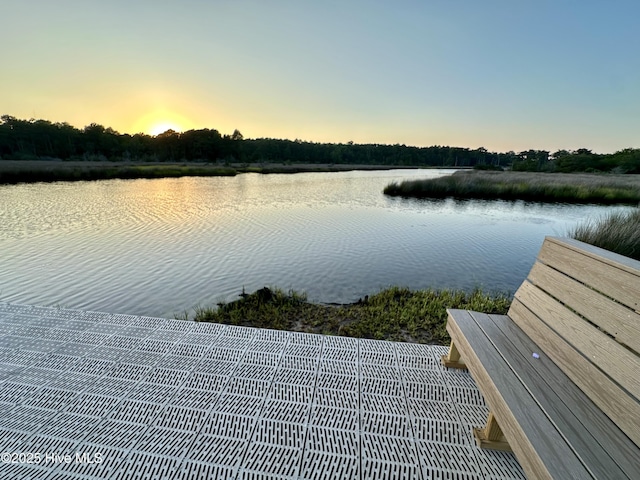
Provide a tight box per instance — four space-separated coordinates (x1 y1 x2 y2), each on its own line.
441 236 640 480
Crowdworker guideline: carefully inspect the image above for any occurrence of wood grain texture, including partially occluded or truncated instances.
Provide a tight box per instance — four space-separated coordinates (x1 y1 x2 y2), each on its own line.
479 311 639 479
547 236 640 275
446 309 593 480
443 237 640 478
509 299 640 448
474 413 512 451
484 412 506 441
441 341 467 369
537 238 640 312
513 281 640 403
473 426 512 451
527 261 640 354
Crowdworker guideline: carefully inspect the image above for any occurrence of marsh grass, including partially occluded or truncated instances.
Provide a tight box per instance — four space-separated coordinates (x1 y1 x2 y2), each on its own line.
0 162 237 183
0 160 414 184
569 208 640 261
384 170 640 204
189 286 511 344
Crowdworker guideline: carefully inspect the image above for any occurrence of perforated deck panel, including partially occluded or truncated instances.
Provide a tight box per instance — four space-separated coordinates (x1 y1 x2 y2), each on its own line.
0 303 525 479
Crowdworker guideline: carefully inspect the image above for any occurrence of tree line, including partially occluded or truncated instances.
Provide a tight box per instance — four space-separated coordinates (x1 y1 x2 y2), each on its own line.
1 115 638 173
512 148 640 174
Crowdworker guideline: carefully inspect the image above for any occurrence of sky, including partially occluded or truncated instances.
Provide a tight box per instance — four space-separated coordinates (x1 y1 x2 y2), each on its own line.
2 0 639 153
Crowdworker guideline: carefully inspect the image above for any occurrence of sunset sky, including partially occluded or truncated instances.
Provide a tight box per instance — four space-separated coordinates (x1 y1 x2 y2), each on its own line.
3 1 639 153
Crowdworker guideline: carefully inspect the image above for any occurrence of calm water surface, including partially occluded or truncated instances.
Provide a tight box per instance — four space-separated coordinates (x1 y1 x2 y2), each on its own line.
1 169 632 318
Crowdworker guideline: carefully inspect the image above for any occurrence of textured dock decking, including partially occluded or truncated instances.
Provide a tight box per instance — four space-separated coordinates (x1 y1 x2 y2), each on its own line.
0 304 525 479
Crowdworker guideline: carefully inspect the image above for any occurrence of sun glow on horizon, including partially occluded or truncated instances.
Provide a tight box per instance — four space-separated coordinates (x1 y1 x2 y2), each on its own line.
132 108 197 136
149 121 184 136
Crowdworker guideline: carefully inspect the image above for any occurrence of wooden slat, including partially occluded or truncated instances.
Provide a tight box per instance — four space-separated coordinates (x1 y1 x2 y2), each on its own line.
477 311 639 479
508 298 640 447
528 261 640 354
513 281 640 402
547 236 640 275
446 309 593 480
538 238 640 313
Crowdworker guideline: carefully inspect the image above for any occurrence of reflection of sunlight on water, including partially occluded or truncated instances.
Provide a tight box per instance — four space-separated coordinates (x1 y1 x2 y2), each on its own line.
1 169 634 317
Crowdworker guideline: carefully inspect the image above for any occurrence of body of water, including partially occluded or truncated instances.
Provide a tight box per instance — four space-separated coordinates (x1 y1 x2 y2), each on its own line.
1 169 632 318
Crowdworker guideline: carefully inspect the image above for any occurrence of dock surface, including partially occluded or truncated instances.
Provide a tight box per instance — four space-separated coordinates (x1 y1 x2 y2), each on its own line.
0 303 525 479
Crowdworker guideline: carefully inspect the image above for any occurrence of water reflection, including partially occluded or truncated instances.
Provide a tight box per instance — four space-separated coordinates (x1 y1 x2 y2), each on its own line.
0 170 632 318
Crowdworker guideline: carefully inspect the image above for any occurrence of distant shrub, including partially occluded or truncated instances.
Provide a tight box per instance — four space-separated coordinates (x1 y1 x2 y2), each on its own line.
473 164 503 171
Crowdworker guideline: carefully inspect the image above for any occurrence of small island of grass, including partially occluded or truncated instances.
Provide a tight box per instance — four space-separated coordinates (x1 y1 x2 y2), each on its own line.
384 170 640 204
181 286 512 345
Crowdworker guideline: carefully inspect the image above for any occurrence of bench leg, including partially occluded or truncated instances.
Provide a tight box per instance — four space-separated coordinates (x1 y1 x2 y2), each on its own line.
441 341 467 369
473 412 512 451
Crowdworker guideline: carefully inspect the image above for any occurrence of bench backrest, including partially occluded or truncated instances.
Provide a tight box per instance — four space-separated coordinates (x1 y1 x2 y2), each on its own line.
509 236 640 448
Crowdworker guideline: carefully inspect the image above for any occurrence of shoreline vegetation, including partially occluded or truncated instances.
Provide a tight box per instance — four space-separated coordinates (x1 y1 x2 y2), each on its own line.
181 286 512 345
183 209 640 340
569 208 640 260
384 170 640 204
0 160 428 185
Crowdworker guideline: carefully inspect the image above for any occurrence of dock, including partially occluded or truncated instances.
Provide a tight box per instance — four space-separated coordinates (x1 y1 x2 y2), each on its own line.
0 303 525 479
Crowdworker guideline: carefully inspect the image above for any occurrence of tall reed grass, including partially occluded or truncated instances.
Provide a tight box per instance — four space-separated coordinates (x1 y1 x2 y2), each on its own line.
569 208 640 260
384 170 640 204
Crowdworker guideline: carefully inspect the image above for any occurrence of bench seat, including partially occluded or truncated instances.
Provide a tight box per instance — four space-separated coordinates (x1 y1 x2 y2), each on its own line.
442 237 640 480
446 309 640 480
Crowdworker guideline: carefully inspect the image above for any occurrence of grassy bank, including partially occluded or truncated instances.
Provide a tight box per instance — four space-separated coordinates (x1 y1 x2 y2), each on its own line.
569 208 640 261
0 161 237 184
0 160 421 185
384 170 640 204
185 286 511 345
